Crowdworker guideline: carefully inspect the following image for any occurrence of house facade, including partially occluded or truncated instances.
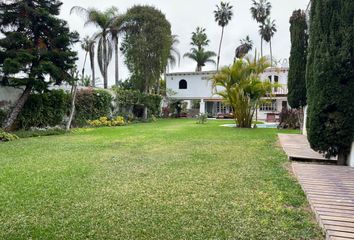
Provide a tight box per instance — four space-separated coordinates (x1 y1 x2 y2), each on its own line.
166 67 289 122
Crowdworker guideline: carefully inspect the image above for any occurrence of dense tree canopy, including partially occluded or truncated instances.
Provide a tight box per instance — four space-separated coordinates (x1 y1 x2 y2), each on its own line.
288 9 308 109
0 0 78 131
306 0 354 163
121 5 172 94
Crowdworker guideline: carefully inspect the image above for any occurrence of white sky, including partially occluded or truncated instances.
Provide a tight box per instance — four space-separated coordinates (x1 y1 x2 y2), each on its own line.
60 0 309 87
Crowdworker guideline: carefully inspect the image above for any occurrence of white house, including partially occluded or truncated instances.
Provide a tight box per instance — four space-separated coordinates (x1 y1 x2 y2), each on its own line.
166 67 289 122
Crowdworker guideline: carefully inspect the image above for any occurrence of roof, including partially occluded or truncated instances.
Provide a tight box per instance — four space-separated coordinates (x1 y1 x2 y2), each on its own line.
165 71 217 77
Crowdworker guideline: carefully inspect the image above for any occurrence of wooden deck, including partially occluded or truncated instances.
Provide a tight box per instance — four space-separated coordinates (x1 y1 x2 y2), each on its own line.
292 163 354 240
278 134 337 162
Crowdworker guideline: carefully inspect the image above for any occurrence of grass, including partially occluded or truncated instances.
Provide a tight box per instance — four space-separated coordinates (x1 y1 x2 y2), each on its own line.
0 119 323 239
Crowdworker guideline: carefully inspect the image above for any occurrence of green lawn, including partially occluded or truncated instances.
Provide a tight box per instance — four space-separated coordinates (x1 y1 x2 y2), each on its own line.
0 119 323 239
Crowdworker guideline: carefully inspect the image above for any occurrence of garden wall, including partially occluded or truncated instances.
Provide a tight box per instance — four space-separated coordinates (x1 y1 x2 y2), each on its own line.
0 86 23 109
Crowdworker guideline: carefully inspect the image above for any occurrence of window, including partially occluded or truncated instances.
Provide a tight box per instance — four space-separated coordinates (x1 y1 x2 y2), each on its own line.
179 79 187 89
274 76 279 92
260 100 277 111
268 76 272 82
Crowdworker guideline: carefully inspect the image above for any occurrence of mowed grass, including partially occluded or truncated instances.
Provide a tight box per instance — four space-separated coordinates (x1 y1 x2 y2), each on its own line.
0 119 323 239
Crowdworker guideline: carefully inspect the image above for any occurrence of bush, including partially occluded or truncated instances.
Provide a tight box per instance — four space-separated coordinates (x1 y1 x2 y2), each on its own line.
0 129 19 142
74 89 113 127
0 109 7 125
113 88 162 119
196 113 208 124
87 116 125 128
14 127 66 138
18 90 70 129
278 109 300 129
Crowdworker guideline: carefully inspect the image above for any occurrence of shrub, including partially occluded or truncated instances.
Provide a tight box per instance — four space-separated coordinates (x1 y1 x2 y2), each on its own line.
113 88 162 119
14 127 66 138
87 116 125 128
196 113 208 124
74 89 113 127
18 90 70 129
0 129 19 142
278 109 299 129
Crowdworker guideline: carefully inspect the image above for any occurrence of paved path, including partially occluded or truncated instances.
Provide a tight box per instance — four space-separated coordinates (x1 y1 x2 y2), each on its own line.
278 134 336 162
292 163 354 240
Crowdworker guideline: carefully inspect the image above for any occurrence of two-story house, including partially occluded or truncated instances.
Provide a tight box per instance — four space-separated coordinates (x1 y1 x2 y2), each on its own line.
166 67 289 122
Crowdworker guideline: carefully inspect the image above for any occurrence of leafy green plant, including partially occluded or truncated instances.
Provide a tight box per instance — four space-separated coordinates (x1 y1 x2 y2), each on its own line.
196 113 208 124
87 116 125 127
0 129 19 142
18 90 70 130
74 89 113 127
14 127 66 138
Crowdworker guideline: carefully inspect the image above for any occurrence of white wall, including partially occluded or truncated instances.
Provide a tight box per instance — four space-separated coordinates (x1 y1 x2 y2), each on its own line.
348 142 354 167
166 71 221 99
0 86 23 109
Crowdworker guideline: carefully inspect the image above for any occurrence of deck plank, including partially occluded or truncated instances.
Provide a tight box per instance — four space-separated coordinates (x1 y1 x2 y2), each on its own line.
292 163 354 239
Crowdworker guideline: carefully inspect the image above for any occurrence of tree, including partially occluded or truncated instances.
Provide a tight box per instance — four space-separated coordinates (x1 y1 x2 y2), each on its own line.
81 36 96 87
120 5 172 119
168 35 181 70
109 15 124 86
183 48 216 72
288 10 308 108
235 36 253 60
214 2 233 71
306 0 354 165
71 6 120 89
0 0 78 131
259 18 277 66
212 56 272 128
184 28 216 72
250 0 271 56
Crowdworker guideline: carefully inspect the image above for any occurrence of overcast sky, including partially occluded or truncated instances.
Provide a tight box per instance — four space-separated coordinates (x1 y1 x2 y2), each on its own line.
59 0 309 87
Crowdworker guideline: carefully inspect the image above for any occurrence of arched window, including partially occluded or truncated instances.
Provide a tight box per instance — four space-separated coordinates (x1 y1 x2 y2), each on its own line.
268 76 272 82
179 79 187 89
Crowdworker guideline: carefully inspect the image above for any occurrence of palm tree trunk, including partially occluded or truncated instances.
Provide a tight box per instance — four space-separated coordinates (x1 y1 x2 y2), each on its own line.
103 35 108 89
114 36 119 86
2 84 33 131
217 27 225 71
90 50 95 87
261 36 263 57
270 38 273 67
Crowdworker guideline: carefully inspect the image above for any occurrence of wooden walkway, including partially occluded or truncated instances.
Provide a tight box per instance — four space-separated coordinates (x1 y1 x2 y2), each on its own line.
292 163 354 240
278 134 337 162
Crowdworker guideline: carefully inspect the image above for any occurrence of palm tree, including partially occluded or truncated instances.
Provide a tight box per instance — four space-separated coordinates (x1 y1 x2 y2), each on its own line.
168 35 181 71
259 18 277 66
71 6 119 89
214 2 233 71
250 0 271 56
212 55 272 128
235 36 253 60
109 15 124 86
183 48 216 72
191 27 210 50
81 36 96 87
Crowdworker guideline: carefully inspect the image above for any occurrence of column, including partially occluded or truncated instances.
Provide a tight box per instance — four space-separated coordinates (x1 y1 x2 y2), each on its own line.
199 99 205 114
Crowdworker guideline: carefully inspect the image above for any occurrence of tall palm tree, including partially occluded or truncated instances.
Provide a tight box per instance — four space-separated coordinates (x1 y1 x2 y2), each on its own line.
235 36 253 60
109 15 124 87
259 18 277 66
214 1 233 71
191 27 210 50
71 6 119 89
168 34 181 71
250 0 271 57
81 36 96 87
183 48 216 72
